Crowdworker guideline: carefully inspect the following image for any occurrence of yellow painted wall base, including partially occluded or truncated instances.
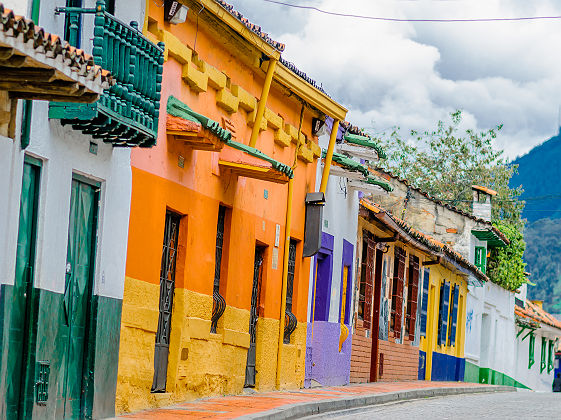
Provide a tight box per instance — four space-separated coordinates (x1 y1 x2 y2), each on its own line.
116 276 307 414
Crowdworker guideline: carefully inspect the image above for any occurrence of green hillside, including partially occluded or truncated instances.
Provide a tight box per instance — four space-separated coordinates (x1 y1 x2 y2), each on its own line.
511 132 561 222
511 132 561 312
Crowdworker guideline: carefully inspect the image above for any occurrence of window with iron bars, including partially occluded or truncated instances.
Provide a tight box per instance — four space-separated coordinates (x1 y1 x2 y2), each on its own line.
211 205 228 333
284 239 298 344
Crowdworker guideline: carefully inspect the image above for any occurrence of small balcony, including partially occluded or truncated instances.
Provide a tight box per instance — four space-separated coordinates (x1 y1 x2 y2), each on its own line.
49 0 164 147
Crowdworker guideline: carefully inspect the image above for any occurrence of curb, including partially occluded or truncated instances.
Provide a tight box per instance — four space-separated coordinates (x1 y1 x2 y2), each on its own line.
240 385 514 419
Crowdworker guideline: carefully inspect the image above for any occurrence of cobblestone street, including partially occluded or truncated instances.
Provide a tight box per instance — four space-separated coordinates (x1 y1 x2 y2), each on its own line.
312 390 561 419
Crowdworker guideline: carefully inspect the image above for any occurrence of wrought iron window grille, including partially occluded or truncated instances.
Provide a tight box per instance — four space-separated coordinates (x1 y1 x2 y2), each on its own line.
152 211 181 393
284 240 298 344
211 206 227 333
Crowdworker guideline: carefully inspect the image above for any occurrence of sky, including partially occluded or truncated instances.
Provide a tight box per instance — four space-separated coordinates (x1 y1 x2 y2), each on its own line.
226 0 561 160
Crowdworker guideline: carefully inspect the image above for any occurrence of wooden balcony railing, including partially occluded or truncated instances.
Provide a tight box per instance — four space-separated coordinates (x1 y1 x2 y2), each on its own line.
49 0 165 147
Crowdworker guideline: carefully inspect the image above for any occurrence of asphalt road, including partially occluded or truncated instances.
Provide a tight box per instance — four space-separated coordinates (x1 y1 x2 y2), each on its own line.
304 390 561 419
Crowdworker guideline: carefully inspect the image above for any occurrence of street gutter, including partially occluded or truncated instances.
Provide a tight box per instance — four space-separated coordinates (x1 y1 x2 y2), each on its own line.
239 385 514 420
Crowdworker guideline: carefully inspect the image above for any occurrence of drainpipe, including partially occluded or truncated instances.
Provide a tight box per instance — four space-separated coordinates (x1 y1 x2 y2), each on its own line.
276 104 304 389
21 0 41 150
276 175 294 389
319 119 340 194
249 58 277 148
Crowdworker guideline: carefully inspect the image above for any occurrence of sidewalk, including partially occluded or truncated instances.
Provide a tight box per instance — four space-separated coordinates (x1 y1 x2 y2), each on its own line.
118 381 513 419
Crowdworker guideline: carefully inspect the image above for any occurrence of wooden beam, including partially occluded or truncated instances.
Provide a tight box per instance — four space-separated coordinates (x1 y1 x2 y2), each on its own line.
10 92 99 103
0 81 82 95
0 47 14 60
423 257 441 266
0 67 57 82
374 234 398 243
0 54 29 68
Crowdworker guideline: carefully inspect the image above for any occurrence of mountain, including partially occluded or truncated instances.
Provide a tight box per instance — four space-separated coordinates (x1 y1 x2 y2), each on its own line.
510 131 561 312
510 132 561 222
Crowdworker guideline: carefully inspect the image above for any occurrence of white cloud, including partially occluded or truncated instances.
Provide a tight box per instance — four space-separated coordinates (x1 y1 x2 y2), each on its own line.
227 0 561 159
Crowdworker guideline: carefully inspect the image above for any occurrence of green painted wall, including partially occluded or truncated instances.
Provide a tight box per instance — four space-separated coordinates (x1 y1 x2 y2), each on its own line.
0 287 123 419
464 361 530 389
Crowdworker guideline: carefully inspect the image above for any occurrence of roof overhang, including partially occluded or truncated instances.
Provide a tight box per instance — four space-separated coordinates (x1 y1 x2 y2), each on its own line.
336 142 379 161
274 63 347 120
360 199 488 284
0 21 109 102
218 160 290 184
181 0 282 60
472 228 508 247
348 179 389 194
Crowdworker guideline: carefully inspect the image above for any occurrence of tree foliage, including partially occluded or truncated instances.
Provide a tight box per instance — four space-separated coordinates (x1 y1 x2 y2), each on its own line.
375 110 524 229
373 110 526 290
487 220 527 291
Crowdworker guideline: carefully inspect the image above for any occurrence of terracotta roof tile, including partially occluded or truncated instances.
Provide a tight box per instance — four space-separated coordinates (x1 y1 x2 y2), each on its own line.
516 300 561 331
213 0 285 52
0 3 113 88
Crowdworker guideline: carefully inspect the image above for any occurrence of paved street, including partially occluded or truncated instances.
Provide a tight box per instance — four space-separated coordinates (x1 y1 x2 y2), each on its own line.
310 390 561 419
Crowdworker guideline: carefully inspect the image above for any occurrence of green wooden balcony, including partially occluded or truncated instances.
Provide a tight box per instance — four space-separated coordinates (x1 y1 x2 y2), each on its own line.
49 0 164 147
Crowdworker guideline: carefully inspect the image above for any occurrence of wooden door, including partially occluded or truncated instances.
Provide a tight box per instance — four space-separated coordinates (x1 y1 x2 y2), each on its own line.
62 177 99 418
7 158 41 418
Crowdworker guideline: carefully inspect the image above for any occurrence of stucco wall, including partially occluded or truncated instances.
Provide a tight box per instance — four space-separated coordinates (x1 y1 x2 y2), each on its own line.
304 132 359 387
465 281 516 383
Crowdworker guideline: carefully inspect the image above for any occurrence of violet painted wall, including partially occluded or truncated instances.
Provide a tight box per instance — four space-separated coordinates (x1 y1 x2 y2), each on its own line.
313 232 334 322
305 321 352 387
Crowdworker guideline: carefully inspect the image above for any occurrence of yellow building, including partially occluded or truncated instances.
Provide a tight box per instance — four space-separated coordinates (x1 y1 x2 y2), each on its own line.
353 200 486 383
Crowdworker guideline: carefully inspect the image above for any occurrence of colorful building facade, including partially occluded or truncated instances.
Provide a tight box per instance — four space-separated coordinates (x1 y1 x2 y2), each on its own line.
0 0 160 418
350 200 483 383
305 124 389 387
116 0 346 413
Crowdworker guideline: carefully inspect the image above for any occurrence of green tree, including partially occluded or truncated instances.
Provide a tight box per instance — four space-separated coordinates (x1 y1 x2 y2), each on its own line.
372 110 526 289
375 110 524 228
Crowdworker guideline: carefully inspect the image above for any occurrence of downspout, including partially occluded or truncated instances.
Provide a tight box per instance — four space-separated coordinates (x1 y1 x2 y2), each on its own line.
249 57 277 148
319 119 340 193
21 0 41 150
276 104 304 389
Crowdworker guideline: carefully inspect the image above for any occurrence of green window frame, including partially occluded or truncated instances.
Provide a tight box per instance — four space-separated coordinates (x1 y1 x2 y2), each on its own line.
541 337 547 373
474 246 487 274
529 334 536 369
548 340 555 373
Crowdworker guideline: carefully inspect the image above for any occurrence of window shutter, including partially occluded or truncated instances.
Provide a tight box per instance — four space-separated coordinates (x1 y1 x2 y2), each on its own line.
528 334 535 369
439 281 450 346
393 248 406 339
363 239 375 331
420 269 430 337
449 285 459 346
548 340 555 373
408 256 420 341
541 337 547 373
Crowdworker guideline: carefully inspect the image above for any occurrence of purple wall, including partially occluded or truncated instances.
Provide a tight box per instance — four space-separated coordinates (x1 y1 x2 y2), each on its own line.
305 321 352 387
305 235 354 387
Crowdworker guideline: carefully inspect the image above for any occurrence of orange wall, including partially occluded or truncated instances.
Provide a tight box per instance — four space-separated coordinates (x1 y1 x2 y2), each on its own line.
127 3 319 321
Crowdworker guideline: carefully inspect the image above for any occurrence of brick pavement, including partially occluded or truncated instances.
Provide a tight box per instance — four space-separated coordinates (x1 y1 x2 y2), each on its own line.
118 381 494 419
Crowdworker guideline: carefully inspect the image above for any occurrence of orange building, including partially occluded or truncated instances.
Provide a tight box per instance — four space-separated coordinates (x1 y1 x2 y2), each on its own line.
115 0 346 413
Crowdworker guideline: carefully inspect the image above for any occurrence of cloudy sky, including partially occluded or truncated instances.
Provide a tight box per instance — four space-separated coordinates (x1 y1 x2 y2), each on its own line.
227 0 561 160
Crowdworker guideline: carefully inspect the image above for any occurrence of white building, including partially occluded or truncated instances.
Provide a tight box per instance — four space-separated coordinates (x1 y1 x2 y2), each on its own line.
0 0 161 417
513 285 561 391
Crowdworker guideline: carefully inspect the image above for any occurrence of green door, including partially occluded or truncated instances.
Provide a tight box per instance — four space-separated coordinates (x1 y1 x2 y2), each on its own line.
62 177 99 419
7 158 41 419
